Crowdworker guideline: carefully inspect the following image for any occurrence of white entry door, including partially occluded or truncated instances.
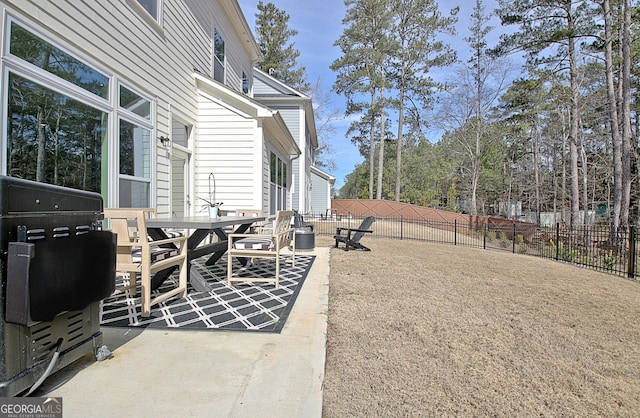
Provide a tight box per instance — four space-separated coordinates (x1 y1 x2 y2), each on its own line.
171 151 189 217
170 119 192 217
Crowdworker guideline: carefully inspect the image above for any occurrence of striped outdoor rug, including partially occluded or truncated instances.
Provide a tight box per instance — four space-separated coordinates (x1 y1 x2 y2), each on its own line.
100 254 314 333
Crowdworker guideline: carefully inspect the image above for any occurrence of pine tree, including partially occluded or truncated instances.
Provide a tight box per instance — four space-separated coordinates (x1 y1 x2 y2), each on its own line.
495 0 599 229
254 1 310 92
388 0 457 203
332 0 396 199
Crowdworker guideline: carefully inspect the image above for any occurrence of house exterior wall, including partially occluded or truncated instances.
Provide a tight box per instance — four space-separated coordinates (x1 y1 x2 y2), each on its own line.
310 166 334 213
0 0 297 218
253 71 317 213
196 92 262 212
185 0 256 93
310 170 327 212
276 106 303 210
0 0 205 215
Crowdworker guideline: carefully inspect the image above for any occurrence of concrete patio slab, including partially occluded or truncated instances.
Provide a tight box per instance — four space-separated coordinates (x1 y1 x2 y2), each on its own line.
33 246 329 418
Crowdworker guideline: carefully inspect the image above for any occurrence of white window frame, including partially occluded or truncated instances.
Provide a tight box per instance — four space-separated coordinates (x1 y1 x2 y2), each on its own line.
269 151 289 216
1 15 113 184
213 29 225 83
1 15 158 208
117 82 155 207
129 0 164 27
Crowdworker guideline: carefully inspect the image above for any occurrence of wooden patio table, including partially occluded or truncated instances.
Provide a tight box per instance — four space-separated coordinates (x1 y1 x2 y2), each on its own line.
145 215 266 289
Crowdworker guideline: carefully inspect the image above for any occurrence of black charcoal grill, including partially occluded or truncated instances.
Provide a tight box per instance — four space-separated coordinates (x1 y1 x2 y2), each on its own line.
0 176 116 396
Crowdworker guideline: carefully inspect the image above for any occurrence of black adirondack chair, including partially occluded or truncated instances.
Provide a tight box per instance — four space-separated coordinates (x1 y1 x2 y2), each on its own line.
334 216 375 251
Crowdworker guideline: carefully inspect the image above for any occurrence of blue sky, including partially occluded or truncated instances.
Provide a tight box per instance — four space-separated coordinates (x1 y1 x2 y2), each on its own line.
237 0 505 190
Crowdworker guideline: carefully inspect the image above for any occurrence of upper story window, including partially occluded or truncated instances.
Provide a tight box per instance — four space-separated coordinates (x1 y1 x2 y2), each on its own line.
136 0 162 22
242 71 250 95
10 21 109 99
213 29 225 83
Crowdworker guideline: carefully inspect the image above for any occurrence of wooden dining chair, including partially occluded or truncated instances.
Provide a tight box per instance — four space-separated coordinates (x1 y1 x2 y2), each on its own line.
234 209 269 233
103 208 188 316
226 210 295 288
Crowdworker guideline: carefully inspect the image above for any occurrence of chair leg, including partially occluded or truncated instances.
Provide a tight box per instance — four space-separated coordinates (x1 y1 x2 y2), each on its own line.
178 263 187 298
275 255 280 289
141 266 151 317
129 272 138 296
227 253 233 287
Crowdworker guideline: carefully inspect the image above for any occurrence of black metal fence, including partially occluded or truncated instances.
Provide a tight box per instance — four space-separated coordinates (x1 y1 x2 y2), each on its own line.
307 212 639 280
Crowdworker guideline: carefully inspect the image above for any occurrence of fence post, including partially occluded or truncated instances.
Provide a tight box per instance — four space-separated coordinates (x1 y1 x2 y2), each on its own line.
454 219 457 246
484 223 487 249
628 226 637 279
512 223 516 254
555 223 560 261
400 215 404 240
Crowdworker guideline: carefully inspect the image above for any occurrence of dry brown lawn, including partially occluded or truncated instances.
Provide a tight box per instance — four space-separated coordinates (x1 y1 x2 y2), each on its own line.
317 235 640 417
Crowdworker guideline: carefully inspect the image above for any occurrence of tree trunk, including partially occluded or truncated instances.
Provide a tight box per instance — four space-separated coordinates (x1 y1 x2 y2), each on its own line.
603 0 622 234
533 124 541 222
395 84 404 203
620 0 632 228
368 90 376 200
376 76 385 200
568 13 580 230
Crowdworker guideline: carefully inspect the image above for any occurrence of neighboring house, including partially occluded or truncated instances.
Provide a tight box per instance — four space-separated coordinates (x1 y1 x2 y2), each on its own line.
252 68 317 213
310 165 335 214
0 0 299 217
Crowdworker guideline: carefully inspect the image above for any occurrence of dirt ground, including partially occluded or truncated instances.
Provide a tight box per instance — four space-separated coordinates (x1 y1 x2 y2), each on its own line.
316 235 640 417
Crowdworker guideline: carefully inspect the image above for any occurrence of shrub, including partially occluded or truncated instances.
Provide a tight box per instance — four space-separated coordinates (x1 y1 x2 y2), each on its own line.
603 251 619 272
550 240 579 262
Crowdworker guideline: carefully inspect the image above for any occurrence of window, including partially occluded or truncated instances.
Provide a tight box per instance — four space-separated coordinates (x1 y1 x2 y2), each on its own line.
136 0 161 22
171 120 190 148
242 72 249 94
10 21 109 99
118 85 152 207
213 29 225 83
120 85 151 120
269 152 288 215
5 21 109 194
6 73 107 192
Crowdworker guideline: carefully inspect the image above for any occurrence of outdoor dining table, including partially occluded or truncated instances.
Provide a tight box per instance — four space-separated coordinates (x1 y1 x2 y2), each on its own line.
145 215 267 289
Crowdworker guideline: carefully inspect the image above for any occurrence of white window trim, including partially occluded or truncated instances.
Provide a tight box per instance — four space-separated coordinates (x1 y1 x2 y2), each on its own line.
2 14 160 208
127 0 164 30
116 82 156 207
3 16 113 112
2 14 115 178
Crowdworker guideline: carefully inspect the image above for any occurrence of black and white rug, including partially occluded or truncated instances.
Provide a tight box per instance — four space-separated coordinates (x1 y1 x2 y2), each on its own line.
100 254 314 333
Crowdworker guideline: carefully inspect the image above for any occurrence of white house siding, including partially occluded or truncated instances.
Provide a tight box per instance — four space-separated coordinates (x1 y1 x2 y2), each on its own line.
252 69 319 214
310 166 334 213
1 0 215 215
276 107 303 210
253 74 290 95
185 0 257 94
196 93 260 212
310 170 327 212
1 0 269 217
